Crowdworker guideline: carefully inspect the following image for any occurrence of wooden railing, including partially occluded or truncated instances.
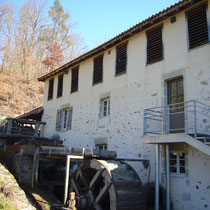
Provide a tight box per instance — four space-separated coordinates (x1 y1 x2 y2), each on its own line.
0 117 46 138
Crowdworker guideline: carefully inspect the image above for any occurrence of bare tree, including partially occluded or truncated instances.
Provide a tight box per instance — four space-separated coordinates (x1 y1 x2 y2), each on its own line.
13 0 48 80
0 3 15 73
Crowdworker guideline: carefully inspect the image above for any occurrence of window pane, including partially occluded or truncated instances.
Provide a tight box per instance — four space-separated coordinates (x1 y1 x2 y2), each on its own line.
178 81 184 96
180 167 185 173
170 160 177 166
170 166 177 173
180 160 185 166
170 83 177 97
170 152 177 159
179 153 185 159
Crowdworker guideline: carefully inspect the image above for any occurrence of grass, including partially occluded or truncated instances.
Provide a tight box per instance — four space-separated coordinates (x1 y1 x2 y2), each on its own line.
0 167 16 210
0 194 16 210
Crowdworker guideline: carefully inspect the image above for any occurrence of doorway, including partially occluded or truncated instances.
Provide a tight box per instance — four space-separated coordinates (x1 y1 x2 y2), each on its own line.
167 77 184 133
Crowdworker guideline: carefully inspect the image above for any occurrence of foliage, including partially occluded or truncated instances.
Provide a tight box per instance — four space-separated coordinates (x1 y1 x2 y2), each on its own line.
0 0 86 116
0 0 86 80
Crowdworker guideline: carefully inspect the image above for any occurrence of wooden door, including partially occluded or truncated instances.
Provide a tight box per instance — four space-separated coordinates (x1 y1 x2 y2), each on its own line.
167 78 184 133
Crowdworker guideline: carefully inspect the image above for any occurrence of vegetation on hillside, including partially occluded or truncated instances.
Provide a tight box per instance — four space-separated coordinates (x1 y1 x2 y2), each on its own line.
0 162 36 209
0 0 86 117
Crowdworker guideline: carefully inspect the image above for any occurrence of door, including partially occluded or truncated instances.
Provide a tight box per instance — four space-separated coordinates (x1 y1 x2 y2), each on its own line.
167 78 184 133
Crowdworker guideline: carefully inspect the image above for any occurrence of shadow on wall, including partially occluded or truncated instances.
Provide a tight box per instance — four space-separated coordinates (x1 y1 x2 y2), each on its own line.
144 182 173 210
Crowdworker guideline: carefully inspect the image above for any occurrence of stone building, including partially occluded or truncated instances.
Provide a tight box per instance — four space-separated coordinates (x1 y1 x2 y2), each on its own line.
38 0 210 209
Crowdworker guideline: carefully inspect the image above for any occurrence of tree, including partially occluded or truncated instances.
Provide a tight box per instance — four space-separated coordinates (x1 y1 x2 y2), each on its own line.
41 0 86 70
14 0 47 80
42 42 64 71
0 3 15 73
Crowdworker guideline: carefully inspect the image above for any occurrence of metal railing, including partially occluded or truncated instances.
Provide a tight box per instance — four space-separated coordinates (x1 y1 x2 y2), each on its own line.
0 117 45 138
144 100 210 138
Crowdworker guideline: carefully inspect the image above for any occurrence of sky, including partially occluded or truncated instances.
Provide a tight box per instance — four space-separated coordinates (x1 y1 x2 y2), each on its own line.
11 0 180 50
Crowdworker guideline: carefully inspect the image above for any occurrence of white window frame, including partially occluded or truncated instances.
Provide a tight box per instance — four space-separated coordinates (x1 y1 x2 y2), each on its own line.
60 109 69 131
100 98 110 118
170 151 186 177
96 144 107 150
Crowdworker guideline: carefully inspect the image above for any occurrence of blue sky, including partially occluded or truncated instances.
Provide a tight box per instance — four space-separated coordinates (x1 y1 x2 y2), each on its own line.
11 0 180 50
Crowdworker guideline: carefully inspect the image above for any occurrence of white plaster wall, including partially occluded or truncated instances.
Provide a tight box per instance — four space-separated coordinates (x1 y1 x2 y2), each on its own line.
42 1 210 209
161 144 210 210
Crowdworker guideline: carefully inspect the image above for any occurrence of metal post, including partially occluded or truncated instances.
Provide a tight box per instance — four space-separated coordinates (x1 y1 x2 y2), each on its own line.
155 144 160 210
166 144 170 210
194 101 197 139
64 155 71 205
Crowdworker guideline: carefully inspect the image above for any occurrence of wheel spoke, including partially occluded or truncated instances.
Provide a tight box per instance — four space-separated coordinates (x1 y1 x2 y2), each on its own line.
71 178 80 195
78 168 89 191
89 168 105 189
93 182 111 207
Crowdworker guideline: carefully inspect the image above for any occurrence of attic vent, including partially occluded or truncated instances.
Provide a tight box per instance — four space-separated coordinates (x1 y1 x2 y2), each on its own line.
146 25 163 65
48 78 54 100
57 75 63 98
186 4 209 49
71 66 79 93
116 41 128 75
93 54 103 85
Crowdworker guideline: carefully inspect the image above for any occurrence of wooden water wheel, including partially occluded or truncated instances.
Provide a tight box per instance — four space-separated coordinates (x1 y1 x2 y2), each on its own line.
69 159 145 210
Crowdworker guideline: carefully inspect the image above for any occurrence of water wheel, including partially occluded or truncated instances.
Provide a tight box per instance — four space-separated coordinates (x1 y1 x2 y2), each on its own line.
69 159 145 210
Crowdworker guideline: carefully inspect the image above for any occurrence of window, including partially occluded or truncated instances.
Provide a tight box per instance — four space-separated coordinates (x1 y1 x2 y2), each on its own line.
146 25 163 64
99 98 110 118
48 78 54 100
71 66 79 93
170 152 186 177
186 4 209 49
93 55 103 85
56 107 73 131
96 144 107 150
116 42 128 75
57 74 63 98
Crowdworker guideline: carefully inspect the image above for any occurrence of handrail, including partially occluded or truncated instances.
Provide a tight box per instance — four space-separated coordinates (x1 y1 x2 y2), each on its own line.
144 100 210 137
0 117 45 138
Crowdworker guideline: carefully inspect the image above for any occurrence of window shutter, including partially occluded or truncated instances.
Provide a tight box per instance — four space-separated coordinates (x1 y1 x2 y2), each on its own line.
93 55 103 85
71 66 79 93
116 42 128 75
99 101 103 118
186 4 209 49
56 109 62 131
57 75 63 97
146 25 163 64
48 78 54 100
67 107 73 130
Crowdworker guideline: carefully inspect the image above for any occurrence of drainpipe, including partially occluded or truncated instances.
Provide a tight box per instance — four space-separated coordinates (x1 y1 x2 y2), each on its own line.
166 144 170 210
155 144 160 210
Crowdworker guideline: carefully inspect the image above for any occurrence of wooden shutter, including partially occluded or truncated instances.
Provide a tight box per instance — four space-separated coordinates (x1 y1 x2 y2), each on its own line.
71 66 79 93
186 4 209 49
67 107 73 130
48 78 54 100
146 25 163 64
57 74 63 97
116 42 128 75
99 101 103 118
93 55 103 85
56 109 62 131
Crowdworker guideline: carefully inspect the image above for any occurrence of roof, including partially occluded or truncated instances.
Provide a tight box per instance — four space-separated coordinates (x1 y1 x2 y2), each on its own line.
38 0 203 82
17 106 44 121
